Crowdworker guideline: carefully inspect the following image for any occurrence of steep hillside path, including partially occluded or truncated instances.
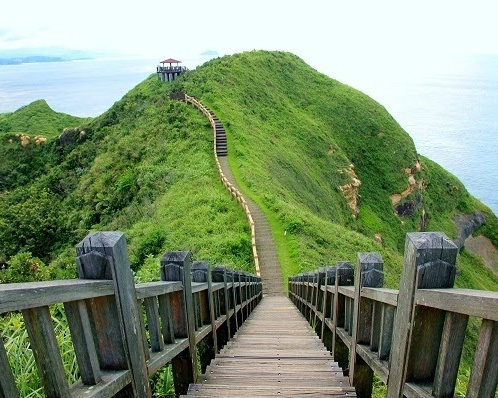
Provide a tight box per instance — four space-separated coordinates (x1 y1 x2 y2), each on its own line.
182 94 285 296
181 296 354 397
219 157 284 296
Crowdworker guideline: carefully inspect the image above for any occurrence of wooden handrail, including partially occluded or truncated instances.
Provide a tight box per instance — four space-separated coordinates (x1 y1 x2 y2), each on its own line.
183 94 260 276
0 231 263 398
288 232 498 398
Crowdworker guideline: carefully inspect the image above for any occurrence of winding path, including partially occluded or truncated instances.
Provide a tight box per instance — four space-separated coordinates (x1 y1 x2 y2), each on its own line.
182 94 284 296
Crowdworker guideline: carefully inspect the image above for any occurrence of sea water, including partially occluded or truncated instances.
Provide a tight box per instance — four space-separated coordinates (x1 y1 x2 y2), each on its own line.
0 54 496 215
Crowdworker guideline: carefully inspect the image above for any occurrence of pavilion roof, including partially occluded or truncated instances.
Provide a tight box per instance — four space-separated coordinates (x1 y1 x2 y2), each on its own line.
160 58 181 64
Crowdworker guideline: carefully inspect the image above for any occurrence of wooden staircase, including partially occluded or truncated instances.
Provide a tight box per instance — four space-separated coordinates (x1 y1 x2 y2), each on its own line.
181 296 354 397
210 112 228 157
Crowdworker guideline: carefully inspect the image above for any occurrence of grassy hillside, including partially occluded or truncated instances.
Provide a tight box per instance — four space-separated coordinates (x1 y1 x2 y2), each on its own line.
0 78 253 280
0 100 90 191
176 50 498 289
1 50 497 397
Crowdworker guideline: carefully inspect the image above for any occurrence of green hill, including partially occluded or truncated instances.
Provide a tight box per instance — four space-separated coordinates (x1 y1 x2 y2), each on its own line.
1 50 497 397
175 51 498 288
0 100 91 191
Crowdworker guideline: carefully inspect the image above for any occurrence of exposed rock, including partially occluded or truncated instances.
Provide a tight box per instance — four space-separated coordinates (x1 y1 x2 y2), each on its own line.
453 211 487 249
338 164 361 217
465 235 498 269
374 234 383 245
59 127 83 147
34 135 47 145
390 160 424 206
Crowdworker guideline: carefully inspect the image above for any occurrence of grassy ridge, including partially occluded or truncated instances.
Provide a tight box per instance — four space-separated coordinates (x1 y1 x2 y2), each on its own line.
177 50 498 290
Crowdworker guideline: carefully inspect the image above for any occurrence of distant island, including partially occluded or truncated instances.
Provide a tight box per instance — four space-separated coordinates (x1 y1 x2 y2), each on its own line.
0 56 67 65
200 50 219 56
0 47 95 66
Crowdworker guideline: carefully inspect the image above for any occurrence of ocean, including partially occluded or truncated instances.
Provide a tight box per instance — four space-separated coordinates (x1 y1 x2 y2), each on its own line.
0 54 496 215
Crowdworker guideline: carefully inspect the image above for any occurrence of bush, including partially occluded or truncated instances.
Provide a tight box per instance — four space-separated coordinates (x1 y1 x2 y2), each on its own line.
0 252 47 283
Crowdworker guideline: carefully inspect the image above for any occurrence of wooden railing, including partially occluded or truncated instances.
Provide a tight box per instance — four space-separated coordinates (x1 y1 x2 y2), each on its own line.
182 94 260 276
288 232 498 398
0 231 262 398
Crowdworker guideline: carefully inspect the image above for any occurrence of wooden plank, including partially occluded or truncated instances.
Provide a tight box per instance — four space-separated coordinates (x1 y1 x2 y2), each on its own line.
0 279 113 314
361 288 398 307
137 299 150 361
158 294 176 344
161 251 197 395
0 339 19 398
22 306 71 397
378 304 395 360
64 300 102 385
135 281 183 299
77 231 151 398
70 370 131 398
350 252 383 398
433 312 468 398
370 301 382 352
144 296 164 352
467 319 498 398
386 232 457 398
416 288 498 322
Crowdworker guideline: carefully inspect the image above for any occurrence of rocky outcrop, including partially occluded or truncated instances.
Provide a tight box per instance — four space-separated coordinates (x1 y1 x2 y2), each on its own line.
454 211 487 249
338 164 361 218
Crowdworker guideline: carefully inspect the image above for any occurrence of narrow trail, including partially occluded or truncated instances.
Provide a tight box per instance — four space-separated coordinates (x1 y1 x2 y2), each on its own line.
218 157 284 296
181 296 353 397
182 94 285 296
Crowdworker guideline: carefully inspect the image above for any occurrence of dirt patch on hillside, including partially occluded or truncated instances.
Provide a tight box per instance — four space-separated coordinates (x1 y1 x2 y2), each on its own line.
339 164 361 218
390 161 424 206
465 235 498 269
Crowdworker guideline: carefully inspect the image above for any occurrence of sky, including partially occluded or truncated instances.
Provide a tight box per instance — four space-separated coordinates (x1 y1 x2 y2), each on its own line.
2 0 498 63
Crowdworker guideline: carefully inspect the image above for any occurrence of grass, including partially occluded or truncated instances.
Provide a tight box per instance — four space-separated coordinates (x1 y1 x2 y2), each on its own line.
1 50 498 397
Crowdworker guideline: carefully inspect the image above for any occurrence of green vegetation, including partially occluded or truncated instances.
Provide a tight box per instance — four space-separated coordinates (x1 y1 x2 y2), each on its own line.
176 50 497 290
0 50 497 397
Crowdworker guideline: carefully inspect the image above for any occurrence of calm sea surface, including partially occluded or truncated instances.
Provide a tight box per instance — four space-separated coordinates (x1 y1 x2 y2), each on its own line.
0 55 497 215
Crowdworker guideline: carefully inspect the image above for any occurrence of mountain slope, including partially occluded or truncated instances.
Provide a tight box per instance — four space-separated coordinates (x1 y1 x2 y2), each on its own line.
176 50 497 288
0 78 252 275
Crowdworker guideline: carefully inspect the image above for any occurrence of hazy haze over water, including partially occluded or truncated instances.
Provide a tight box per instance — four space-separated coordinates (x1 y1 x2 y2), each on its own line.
0 54 496 215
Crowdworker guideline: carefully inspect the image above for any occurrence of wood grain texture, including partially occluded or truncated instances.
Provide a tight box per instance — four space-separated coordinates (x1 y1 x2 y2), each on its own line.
350 253 383 397
0 279 114 314
0 338 20 398
22 306 71 398
182 296 355 397
433 312 468 398
386 232 457 398
467 319 498 398
77 231 152 398
161 251 197 394
64 300 102 385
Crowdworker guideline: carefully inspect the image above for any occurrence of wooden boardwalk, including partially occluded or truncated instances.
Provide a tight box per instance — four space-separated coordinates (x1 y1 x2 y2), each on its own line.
182 296 354 397
219 157 285 296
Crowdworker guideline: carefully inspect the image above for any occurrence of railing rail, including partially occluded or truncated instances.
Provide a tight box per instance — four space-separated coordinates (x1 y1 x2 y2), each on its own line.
288 232 498 398
182 94 260 276
0 231 262 398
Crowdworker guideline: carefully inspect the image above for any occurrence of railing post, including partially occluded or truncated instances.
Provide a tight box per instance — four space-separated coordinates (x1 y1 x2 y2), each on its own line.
350 252 384 398
161 251 198 396
387 232 457 398
76 231 151 398
0 340 19 398
212 266 231 346
192 261 218 372
331 261 354 375
226 269 239 334
320 266 336 351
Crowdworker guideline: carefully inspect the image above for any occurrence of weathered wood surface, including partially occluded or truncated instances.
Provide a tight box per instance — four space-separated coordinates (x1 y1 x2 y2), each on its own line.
180 296 355 397
77 231 152 398
0 339 19 398
0 279 114 314
387 232 457 398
